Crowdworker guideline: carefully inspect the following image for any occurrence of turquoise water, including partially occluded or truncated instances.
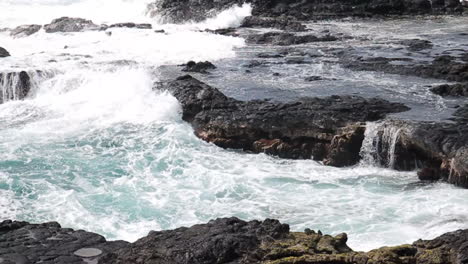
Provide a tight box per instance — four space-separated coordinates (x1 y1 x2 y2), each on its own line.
0 0 467 252
0 68 467 251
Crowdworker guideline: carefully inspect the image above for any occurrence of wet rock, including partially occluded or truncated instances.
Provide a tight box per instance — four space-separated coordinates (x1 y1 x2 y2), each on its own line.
305 76 324 81
400 38 433 51
342 53 468 82
10 24 42 37
149 0 464 23
101 217 290 264
3 218 468 264
109 23 152 29
156 75 409 166
181 61 216 74
240 16 306 31
205 27 239 37
431 82 468 97
0 47 10 57
146 0 244 23
247 32 339 46
0 220 128 264
44 17 99 33
0 71 31 104
368 116 468 188
154 29 166 34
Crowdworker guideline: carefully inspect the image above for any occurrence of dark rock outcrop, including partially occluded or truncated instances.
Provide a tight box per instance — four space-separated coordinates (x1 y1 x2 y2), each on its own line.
148 0 464 23
10 24 42 37
431 82 468 97
366 113 468 187
156 75 409 166
100 217 290 264
0 71 32 104
0 47 10 57
3 218 468 264
146 0 244 23
44 17 99 33
109 23 152 29
247 32 340 46
0 220 128 264
181 61 217 73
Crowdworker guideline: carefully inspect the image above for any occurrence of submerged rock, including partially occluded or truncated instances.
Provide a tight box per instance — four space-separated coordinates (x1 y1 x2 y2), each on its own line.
247 32 340 46
181 61 216 73
44 17 99 33
156 75 409 166
10 24 42 37
0 47 10 57
400 38 433 52
342 53 468 82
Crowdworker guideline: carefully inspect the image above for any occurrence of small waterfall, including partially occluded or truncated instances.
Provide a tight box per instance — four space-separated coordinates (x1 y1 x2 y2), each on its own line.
0 70 53 104
359 121 403 169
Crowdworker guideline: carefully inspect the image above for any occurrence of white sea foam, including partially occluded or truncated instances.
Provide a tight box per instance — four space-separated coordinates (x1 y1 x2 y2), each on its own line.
0 0 467 254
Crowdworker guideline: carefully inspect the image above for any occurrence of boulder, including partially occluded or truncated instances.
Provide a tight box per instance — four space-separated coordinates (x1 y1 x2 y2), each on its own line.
10 24 42 37
44 17 99 33
0 47 10 57
181 61 216 73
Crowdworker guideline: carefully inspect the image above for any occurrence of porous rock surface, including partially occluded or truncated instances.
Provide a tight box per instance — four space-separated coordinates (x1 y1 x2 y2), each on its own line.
156 75 409 167
2 218 468 264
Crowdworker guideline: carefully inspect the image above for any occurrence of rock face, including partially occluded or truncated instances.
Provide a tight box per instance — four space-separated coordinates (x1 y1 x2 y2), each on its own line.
156 75 409 166
0 220 128 264
0 47 10 57
2 218 468 264
147 0 244 23
366 113 468 187
0 71 32 104
44 17 99 33
148 0 464 23
10 24 42 37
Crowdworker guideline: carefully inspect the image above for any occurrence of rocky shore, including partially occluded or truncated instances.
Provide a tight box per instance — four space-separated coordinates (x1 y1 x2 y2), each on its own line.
1 218 468 264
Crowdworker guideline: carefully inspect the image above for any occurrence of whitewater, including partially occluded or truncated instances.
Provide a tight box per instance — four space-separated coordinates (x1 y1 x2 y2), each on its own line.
1 0 468 252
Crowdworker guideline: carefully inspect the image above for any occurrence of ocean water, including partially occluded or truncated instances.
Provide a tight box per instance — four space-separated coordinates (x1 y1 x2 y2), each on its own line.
1 0 468 252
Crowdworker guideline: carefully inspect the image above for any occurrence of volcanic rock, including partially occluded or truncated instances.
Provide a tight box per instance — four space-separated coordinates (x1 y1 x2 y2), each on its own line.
0 47 10 57
10 24 42 37
431 82 468 97
44 17 99 33
156 75 409 166
0 71 32 104
247 32 339 46
181 61 217 73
